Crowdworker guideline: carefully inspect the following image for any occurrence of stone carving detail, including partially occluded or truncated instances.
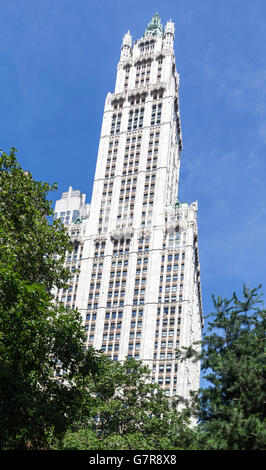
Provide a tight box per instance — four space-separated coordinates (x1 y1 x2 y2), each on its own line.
111 225 133 241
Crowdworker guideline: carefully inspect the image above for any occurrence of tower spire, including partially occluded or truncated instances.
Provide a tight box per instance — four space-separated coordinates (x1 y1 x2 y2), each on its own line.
144 12 164 37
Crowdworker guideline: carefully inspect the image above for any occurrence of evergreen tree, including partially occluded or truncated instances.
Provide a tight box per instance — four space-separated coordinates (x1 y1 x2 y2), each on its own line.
187 285 266 450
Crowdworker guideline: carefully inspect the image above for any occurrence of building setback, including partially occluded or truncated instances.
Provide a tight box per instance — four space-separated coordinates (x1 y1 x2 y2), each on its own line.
53 13 203 399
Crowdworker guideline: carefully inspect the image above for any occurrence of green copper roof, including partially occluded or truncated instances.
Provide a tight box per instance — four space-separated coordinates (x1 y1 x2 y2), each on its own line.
144 12 164 37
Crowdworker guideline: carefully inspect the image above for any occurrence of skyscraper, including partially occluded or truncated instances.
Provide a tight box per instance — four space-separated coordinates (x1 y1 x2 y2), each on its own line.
54 13 203 399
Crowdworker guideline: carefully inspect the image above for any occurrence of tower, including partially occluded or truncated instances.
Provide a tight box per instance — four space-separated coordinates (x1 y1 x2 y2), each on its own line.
54 14 203 399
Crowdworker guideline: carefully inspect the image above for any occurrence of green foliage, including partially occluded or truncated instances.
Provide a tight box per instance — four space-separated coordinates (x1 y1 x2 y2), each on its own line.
58 357 195 450
186 285 266 450
0 148 71 290
0 148 96 449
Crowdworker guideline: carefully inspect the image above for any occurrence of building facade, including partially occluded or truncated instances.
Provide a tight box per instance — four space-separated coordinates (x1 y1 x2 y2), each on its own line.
54 14 203 399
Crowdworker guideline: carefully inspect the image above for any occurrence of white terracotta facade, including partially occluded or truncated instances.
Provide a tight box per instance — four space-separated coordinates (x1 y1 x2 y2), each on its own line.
53 15 203 399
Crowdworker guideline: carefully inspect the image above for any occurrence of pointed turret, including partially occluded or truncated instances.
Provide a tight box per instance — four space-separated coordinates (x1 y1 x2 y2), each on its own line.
120 30 132 61
163 19 175 50
122 30 132 48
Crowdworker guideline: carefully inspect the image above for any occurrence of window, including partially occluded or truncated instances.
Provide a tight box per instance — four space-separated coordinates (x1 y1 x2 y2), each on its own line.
128 108 144 131
151 103 162 126
111 113 122 135
72 210 79 222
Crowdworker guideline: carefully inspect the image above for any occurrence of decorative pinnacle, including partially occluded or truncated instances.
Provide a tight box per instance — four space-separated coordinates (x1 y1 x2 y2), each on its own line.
144 12 164 37
122 30 132 47
165 19 175 36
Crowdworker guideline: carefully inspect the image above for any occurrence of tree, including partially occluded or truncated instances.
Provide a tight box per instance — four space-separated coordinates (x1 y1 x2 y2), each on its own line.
58 357 195 450
186 285 266 450
0 148 98 449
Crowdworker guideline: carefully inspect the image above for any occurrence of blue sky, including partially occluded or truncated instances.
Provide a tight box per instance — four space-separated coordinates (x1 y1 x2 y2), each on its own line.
1 0 266 380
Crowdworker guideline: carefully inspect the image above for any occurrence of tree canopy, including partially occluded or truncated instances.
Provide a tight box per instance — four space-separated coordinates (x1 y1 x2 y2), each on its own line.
0 148 96 449
58 356 194 450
